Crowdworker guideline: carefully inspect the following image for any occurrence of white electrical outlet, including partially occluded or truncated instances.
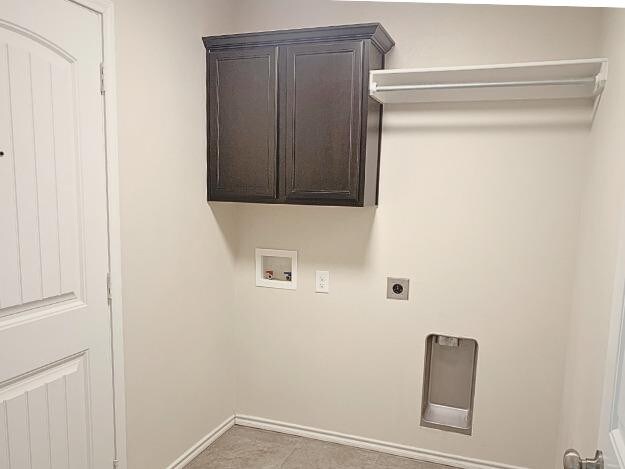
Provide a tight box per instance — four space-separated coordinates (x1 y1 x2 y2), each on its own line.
316 271 330 293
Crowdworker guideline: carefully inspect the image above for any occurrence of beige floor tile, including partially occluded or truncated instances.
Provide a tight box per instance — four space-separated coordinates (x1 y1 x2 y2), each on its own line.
375 453 455 469
186 425 455 469
280 438 379 469
186 426 300 469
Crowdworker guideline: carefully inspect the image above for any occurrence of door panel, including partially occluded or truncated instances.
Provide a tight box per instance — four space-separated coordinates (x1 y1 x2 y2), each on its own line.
0 1 114 467
283 41 363 204
1 355 90 469
0 43 80 312
7 46 44 304
208 46 278 201
0 42 21 308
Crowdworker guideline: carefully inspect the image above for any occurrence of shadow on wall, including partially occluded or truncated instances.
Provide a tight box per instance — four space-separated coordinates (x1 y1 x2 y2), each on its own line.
204 98 594 271
207 202 240 258
212 203 377 268
381 98 596 133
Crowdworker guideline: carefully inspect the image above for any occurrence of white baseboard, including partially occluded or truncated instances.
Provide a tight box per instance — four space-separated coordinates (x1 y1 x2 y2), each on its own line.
166 415 235 469
234 415 528 469
166 413 528 469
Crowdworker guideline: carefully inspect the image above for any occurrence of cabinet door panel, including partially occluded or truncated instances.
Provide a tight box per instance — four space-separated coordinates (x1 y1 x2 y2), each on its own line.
208 47 277 200
282 41 363 204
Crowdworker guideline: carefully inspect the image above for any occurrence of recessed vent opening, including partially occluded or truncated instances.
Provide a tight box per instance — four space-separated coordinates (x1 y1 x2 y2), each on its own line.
421 334 478 435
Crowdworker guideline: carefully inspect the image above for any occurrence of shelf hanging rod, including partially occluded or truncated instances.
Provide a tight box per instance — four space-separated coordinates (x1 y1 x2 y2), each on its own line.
371 77 597 93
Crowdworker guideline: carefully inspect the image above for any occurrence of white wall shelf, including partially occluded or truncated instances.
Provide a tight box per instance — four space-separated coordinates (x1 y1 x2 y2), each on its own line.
369 58 608 105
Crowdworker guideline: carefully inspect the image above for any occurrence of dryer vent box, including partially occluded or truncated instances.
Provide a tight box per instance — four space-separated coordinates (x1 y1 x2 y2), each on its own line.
421 334 478 435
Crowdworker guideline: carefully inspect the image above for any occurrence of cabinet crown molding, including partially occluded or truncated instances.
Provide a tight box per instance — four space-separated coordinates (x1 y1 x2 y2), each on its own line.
203 23 395 54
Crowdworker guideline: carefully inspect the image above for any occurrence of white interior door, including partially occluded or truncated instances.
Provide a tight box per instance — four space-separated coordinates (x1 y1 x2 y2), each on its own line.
0 1 115 468
597 272 625 469
597 221 625 469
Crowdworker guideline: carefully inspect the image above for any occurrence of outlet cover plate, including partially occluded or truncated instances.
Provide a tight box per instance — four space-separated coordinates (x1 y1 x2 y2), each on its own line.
387 277 409 300
316 270 330 293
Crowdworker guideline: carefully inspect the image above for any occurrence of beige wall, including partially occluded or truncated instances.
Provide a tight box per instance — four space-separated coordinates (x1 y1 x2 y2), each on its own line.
110 2 625 468
225 2 603 468
558 8 625 464
113 1 238 467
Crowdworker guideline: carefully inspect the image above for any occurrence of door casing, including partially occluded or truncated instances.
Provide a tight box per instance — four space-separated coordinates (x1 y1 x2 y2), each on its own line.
69 1 127 468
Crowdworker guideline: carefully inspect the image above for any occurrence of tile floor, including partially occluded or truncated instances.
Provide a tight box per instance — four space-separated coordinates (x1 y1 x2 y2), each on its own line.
186 425 454 469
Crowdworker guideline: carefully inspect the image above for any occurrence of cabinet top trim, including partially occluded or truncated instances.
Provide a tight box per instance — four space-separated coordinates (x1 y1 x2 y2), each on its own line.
203 23 395 54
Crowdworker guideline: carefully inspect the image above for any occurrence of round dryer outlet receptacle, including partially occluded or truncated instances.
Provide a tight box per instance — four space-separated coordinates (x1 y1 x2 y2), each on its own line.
387 277 409 300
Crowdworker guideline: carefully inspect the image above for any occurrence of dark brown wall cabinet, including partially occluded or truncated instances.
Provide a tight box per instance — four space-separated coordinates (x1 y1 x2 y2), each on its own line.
203 24 394 206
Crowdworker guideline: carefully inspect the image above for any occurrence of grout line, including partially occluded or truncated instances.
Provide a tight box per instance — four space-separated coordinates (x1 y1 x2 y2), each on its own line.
278 446 298 469
276 433 300 469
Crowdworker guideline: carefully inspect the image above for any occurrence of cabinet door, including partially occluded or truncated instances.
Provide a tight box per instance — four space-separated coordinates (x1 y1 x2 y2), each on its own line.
282 41 363 205
208 46 278 201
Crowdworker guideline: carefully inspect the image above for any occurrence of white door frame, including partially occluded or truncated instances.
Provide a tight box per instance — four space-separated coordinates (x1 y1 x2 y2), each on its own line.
68 1 128 468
